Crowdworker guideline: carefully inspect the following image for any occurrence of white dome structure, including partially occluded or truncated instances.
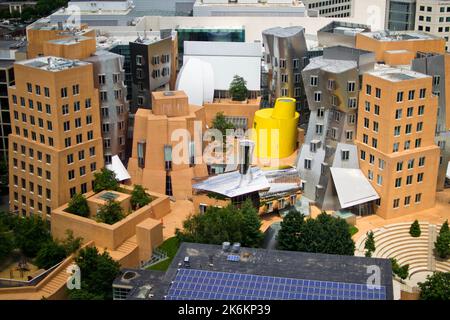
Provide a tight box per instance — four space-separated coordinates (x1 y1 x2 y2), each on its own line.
175 57 214 106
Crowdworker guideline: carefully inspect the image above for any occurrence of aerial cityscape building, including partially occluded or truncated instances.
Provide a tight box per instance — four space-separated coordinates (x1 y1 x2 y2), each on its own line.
0 0 449 304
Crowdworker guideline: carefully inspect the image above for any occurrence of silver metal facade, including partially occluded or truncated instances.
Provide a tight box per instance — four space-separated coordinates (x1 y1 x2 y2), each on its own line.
85 51 129 165
262 26 309 124
412 53 450 190
296 46 376 210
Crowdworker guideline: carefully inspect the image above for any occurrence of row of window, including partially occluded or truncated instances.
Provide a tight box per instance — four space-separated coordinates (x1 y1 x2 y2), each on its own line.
309 76 357 92
392 194 422 209
419 5 450 13
13 143 51 163
12 195 51 215
98 73 122 85
13 95 92 114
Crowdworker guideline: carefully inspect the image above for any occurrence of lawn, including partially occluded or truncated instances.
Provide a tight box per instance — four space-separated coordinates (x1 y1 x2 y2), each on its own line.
146 237 180 271
349 225 359 236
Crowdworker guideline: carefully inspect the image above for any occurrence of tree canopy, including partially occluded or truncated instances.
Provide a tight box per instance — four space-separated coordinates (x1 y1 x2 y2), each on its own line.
176 200 263 248
93 168 119 193
229 75 248 101
364 231 376 257
435 220 450 259
96 200 125 225
418 272 450 300
130 185 152 210
390 258 409 280
68 246 120 300
14 215 51 257
277 211 355 256
66 193 90 217
0 222 14 262
212 112 235 137
410 220 421 237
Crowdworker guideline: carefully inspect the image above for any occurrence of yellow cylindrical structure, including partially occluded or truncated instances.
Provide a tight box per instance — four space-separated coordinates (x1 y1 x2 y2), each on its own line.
252 97 299 159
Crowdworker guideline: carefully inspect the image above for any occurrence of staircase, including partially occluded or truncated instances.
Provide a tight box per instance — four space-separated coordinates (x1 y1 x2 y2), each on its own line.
141 248 168 269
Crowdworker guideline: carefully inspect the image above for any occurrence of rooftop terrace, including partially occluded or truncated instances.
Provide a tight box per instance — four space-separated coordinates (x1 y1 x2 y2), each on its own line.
19 56 88 72
369 66 430 82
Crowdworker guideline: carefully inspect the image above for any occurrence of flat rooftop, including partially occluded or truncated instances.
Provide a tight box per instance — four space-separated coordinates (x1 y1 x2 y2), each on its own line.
368 66 430 82
194 0 305 8
18 56 89 72
163 243 394 300
47 35 92 45
362 30 442 41
184 40 262 58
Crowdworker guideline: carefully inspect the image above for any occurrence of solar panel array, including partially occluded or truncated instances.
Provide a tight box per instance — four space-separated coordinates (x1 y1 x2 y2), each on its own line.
165 268 387 300
227 255 240 262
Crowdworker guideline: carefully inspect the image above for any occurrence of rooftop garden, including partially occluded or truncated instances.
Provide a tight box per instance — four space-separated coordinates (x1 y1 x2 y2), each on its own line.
64 168 153 225
146 237 180 272
0 211 82 282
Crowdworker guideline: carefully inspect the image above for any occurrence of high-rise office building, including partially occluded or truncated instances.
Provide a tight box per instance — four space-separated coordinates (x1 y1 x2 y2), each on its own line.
8 57 104 218
386 0 417 31
415 0 450 51
303 0 353 17
355 67 440 219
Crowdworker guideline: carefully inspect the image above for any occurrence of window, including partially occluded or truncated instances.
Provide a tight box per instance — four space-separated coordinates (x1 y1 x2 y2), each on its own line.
98 74 106 85
360 150 366 160
395 178 402 188
433 75 441 86
90 162 97 172
377 175 383 186
86 115 92 124
279 59 286 68
87 131 93 140
419 157 425 167
405 124 412 134
407 107 413 117
404 140 411 150
397 161 403 172
363 134 368 144
348 114 356 124
136 55 143 66
304 159 312 170
397 91 403 102
394 126 401 136
379 159 385 170
85 99 91 109
44 87 50 97
372 138 378 149
417 173 424 183
418 105 424 115
365 101 370 112
81 183 87 194
366 84 372 95
68 170 75 180
100 92 107 102
408 90 415 100
72 84 79 95
364 118 369 128
369 154 375 165
102 123 110 133
415 193 422 203
375 88 381 99
345 130 353 141
62 104 69 115
315 124 323 135
368 170 373 181
70 187 76 198
327 79 335 90
374 105 380 115
415 138 422 148
46 104 51 114
61 87 68 98
75 118 81 128
65 137 71 148
89 147 95 157
416 122 423 132
76 134 83 144
294 73 301 84
373 122 378 133
348 98 357 109
27 83 32 93
341 150 350 161
63 121 70 131
317 108 324 118
395 109 402 120
79 166 86 176
419 88 426 99
407 159 414 170
74 101 81 112
67 154 74 164
404 196 411 206
314 91 321 102
281 74 288 83
347 81 355 92
406 175 413 185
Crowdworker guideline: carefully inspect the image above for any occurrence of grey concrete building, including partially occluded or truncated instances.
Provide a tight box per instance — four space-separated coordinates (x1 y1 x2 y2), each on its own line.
412 52 450 190
262 26 309 125
297 46 378 214
84 51 129 165
385 0 417 31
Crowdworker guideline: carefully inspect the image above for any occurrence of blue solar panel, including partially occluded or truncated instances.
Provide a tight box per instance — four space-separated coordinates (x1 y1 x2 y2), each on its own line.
165 268 387 300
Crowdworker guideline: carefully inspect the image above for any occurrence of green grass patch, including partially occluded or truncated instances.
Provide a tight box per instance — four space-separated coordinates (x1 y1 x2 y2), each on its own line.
146 237 180 272
349 225 359 236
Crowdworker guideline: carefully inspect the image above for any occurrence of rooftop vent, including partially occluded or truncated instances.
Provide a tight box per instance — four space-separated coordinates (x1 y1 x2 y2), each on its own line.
163 91 175 96
232 242 241 253
122 271 138 281
222 242 231 252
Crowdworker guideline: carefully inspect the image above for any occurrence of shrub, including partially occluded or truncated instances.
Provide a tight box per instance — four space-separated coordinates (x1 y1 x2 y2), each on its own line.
130 185 152 210
35 241 67 269
66 193 89 217
96 200 125 225
435 220 450 259
14 215 51 257
364 231 376 257
391 258 409 280
418 272 450 300
93 168 119 193
229 75 248 101
410 220 421 237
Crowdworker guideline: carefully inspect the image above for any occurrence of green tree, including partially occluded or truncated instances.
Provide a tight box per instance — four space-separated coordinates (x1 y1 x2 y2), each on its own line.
61 230 83 255
130 185 152 210
229 75 248 101
68 246 120 300
14 215 51 257
239 200 264 248
418 272 450 300
176 201 263 248
435 220 450 259
390 258 409 280
96 200 125 225
0 222 14 262
93 168 119 193
34 241 66 269
277 212 355 256
410 220 421 237
66 193 90 217
364 231 376 257
212 112 235 137
277 209 305 251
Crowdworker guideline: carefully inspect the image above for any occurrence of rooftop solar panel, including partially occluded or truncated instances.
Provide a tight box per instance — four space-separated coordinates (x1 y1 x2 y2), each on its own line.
165 268 387 300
